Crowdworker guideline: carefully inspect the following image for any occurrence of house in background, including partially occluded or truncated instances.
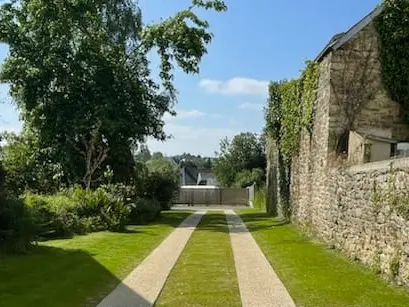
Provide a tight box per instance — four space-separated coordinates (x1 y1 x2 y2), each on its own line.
197 169 218 186
180 164 218 186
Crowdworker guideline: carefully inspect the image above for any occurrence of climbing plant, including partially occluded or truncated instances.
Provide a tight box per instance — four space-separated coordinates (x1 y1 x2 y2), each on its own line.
265 81 283 143
279 79 301 162
300 61 320 134
264 61 319 219
375 0 409 123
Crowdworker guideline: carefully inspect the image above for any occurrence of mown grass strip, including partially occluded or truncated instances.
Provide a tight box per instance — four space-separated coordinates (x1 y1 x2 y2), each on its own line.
155 212 241 307
238 209 409 307
0 211 192 307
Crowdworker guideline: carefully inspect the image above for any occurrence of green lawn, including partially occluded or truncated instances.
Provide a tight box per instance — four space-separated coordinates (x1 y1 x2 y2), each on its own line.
156 212 241 307
0 211 192 307
238 209 409 307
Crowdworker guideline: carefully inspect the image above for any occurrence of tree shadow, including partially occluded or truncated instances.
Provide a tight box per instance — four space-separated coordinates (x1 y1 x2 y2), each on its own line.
230 211 290 233
181 211 290 234
0 245 152 307
151 210 197 229
239 212 290 225
194 213 230 233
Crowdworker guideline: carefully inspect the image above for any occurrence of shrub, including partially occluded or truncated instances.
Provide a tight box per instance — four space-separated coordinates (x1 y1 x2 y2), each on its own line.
0 192 35 253
71 186 132 232
0 158 35 253
24 192 80 238
1 130 63 196
24 186 134 237
145 158 179 210
144 173 178 210
129 198 161 225
234 168 265 188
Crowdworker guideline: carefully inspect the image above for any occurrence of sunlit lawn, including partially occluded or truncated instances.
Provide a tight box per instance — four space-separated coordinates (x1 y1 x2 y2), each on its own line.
156 212 241 307
238 209 409 307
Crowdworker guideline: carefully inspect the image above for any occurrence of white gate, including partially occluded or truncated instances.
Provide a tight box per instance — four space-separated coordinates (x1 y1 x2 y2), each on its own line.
173 186 250 206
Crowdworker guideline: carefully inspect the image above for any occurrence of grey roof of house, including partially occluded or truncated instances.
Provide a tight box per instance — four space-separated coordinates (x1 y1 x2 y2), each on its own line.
315 5 384 62
184 166 198 185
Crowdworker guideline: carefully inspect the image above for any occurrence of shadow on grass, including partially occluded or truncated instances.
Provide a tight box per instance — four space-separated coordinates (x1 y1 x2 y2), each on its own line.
240 212 289 224
149 210 196 229
195 213 230 233
231 211 290 233
0 246 151 307
176 211 290 234
0 211 195 307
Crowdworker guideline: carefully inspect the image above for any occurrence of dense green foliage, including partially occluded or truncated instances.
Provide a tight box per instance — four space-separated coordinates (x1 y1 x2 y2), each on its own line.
233 168 265 188
0 0 225 253
265 82 283 144
265 61 319 163
1 129 62 195
25 187 131 236
0 154 35 253
1 149 180 250
264 62 319 218
19 156 178 239
279 79 301 161
0 0 225 187
0 191 34 253
144 158 180 210
214 133 266 187
300 61 320 134
375 0 409 123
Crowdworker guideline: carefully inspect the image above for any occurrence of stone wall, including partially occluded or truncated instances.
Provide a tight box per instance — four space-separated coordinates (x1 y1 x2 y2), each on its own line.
291 53 332 233
328 23 409 145
290 20 409 285
327 159 409 284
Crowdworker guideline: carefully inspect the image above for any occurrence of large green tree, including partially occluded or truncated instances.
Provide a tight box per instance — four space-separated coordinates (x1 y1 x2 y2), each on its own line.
214 132 266 187
0 0 226 188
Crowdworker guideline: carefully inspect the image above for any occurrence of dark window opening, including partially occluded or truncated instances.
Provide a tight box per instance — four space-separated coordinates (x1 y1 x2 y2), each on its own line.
390 143 397 157
336 130 349 156
364 144 372 163
198 180 207 186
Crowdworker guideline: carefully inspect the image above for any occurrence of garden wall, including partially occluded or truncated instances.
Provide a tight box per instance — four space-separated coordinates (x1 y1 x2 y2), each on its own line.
292 157 409 285
288 18 409 286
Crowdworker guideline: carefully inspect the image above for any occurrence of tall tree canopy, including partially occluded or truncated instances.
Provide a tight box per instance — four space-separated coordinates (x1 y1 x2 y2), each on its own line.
214 132 266 187
0 0 226 187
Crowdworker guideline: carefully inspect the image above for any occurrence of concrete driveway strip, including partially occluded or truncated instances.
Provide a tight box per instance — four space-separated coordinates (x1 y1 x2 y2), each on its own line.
225 210 297 307
97 211 205 307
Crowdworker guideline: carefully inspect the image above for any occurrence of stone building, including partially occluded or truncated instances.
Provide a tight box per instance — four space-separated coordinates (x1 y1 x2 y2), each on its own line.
288 5 409 285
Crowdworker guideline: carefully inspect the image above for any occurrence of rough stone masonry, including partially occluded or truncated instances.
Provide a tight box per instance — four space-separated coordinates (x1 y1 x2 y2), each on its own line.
287 11 409 285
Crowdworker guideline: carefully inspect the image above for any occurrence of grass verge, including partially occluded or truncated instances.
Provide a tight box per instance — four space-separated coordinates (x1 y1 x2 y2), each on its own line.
156 212 241 307
238 209 409 307
0 211 192 307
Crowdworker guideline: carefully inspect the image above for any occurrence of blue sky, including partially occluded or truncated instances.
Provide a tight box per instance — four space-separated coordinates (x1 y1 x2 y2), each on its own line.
0 0 381 156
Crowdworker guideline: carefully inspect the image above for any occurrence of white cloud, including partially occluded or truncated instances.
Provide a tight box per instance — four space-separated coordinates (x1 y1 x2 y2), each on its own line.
199 78 269 96
147 123 237 156
177 110 206 118
164 109 206 122
239 103 264 111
